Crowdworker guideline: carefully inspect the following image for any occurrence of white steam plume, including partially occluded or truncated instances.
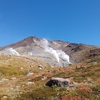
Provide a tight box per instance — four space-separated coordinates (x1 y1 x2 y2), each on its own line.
42 39 59 62
5 48 20 56
57 50 70 63
42 38 71 64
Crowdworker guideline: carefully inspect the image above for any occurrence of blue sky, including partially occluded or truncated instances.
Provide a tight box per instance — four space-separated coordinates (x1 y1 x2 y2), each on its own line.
0 0 100 46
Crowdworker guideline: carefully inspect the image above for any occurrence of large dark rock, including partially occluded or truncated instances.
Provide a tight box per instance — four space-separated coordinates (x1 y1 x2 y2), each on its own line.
46 77 70 87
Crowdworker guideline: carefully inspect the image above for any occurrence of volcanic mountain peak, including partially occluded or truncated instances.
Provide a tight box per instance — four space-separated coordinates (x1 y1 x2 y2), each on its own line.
0 36 72 67
0 36 100 67
11 36 42 47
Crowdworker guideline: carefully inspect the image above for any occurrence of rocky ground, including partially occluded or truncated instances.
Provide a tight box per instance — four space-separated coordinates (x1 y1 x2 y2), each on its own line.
0 54 100 100
0 36 100 100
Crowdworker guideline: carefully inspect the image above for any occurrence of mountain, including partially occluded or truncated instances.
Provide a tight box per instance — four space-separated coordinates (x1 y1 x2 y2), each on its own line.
0 36 100 100
0 36 100 67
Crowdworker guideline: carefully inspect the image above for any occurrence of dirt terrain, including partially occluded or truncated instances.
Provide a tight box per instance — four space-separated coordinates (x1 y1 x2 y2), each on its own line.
0 36 100 100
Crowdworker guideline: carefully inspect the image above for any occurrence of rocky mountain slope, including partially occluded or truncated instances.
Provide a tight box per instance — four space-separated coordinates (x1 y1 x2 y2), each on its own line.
0 36 100 66
0 54 100 100
0 36 100 100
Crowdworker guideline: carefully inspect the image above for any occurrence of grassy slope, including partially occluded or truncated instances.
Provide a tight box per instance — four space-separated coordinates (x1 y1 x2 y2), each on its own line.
0 54 100 100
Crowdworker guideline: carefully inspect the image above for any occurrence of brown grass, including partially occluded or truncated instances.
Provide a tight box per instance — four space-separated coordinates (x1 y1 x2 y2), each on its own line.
0 55 100 100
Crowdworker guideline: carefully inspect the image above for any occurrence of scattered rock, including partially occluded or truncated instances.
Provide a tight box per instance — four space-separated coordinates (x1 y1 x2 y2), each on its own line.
46 77 70 87
38 65 43 70
0 78 9 82
91 61 97 65
26 82 35 85
27 72 33 76
20 67 23 70
41 76 47 80
30 65 33 68
11 77 16 80
9 87 13 90
51 66 54 68
3 96 7 99
76 65 85 70
15 85 21 89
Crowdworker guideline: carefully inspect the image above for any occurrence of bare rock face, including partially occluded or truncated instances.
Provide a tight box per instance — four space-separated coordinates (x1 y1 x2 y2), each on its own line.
46 77 70 87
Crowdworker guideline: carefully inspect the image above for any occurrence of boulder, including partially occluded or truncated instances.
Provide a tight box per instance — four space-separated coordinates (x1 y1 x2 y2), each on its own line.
46 77 70 87
38 65 43 70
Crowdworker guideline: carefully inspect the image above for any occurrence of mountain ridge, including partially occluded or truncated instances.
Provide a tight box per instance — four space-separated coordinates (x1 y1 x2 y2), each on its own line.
0 36 100 100
0 36 100 66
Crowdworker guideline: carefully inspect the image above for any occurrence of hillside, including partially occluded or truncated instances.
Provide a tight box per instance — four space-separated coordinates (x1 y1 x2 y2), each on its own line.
0 36 100 100
0 54 100 100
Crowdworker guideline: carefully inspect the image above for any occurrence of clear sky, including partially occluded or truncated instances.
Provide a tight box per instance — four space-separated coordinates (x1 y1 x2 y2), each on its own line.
0 0 100 46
